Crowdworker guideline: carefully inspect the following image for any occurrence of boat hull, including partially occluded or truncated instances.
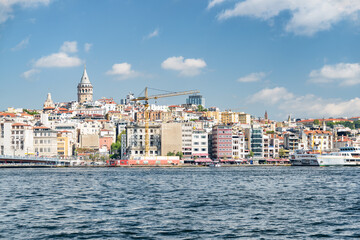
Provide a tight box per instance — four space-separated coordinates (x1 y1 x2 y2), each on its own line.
317 155 358 167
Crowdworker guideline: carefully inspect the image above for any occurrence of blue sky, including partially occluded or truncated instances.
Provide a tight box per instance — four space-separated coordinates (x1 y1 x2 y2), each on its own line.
1 0 360 120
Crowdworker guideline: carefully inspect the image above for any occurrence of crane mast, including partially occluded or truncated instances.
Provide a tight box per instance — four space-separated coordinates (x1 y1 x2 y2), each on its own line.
131 87 200 157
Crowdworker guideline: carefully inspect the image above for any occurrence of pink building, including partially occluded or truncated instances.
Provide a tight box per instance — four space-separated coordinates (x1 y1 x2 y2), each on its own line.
211 125 232 160
99 136 113 152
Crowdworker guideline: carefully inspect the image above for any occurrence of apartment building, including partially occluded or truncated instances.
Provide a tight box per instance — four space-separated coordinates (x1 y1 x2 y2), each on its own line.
212 125 232 159
34 126 58 157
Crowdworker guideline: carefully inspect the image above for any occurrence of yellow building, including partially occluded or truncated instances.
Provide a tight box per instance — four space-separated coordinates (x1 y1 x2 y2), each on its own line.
239 113 251 124
221 111 239 124
57 131 73 157
203 111 221 122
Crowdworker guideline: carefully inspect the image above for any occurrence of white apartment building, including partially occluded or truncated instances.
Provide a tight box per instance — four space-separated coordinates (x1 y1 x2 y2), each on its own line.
192 130 209 159
33 126 58 157
126 124 161 158
78 121 102 135
263 135 280 158
232 134 247 159
301 130 333 151
149 104 169 112
0 122 34 156
182 122 193 159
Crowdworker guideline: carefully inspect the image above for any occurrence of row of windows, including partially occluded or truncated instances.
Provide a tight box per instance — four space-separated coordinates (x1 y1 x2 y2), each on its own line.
133 150 158 154
193 135 207 139
80 88 92 93
219 144 231 147
35 140 53 144
133 129 155 133
218 148 231 150
217 135 231 138
35 148 52 153
193 142 207 145
34 132 53 137
12 126 25 129
193 148 207 152
11 131 24 135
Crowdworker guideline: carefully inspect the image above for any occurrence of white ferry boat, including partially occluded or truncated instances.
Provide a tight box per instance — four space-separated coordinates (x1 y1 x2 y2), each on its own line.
289 150 319 166
317 147 360 166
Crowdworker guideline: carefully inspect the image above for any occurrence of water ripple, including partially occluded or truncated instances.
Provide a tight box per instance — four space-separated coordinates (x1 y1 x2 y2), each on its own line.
0 167 360 239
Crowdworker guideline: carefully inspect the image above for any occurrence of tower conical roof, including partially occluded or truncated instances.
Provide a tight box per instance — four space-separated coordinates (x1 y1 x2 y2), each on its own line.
80 65 91 84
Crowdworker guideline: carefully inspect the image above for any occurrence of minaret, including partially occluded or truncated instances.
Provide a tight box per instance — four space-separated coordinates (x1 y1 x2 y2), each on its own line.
77 65 93 104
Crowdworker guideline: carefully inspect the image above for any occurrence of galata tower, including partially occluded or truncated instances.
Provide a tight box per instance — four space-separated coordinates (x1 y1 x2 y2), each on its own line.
77 65 93 104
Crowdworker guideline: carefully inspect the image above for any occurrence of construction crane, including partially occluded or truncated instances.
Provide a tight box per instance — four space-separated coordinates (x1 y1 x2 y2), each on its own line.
131 87 200 157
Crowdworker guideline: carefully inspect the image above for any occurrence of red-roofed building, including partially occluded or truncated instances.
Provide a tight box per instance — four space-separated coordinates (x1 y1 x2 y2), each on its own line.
301 130 333 151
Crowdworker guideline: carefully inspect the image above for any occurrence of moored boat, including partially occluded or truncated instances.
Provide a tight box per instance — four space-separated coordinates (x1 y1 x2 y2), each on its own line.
317 147 360 167
289 149 319 166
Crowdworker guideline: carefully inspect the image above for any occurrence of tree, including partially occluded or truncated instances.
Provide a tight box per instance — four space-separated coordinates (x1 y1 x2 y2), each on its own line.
279 148 286 158
355 120 360 129
249 151 254 158
197 105 207 112
175 151 183 159
167 151 175 156
110 130 126 158
23 109 39 115
313 119 320 125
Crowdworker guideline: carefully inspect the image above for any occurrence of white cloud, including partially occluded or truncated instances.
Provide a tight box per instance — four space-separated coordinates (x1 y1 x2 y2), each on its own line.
11 36 30 51
207 0 226 10
237 72 266 82
34 52 82 68
309 63 360 86
248 86 360 118
60 41 78 53
106 63 139 79
84 43 92 52
145 28 159 39
21 68 40 79
161 56 207 76
0 0 51 24
248 87 294 105
217 0 360 36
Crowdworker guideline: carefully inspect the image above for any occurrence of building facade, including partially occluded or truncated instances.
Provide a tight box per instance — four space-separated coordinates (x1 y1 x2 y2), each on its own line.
181 122 193 159
211 125 232 159
186 94 205 107
192 130 209 159
126 124 161 158
232 133 247 159
34 126 58 157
